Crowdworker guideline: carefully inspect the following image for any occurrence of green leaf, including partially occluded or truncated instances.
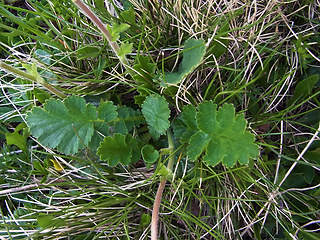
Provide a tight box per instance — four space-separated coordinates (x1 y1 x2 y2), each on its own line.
180 102 259 167
208 20 229 59
37 213 64 228
94 56 107 79
34 49 51 65
33 88 51 103
141 144 159 165
33 161 47 174
37 213 55 228
161 38 205 85
139 213 151 228
298 230 320 240
118 42 133 58
288 74 319 105
98 101 118 122
76 46 100 60
114 106 144 134
6 131 27 152
120 8 136 26
133 55 156 86
26 95 97 155
107 22 130 41
97 133 139 166
142 95 170 139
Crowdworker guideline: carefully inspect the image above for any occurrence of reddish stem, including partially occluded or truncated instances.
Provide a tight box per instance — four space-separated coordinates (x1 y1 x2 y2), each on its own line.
151 177 166 240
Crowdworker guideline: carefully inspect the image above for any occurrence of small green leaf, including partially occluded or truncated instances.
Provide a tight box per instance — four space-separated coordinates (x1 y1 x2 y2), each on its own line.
37 213 64 228
133 55 156 85
114 106 144 134
22 61 38 76
161 38 205 85
6 131 27 152
94 56 107 79
33 88 51 103
120 8 136 26
142 95 170 139
98 101 118 122
33 161 46 174
141 144 159 165
107 22 130 41
288 74 319 105
98 133 138 166
118 42 133 58
34 49 51 65
37 214 55 228
26 95 97 155
139 213 151 228
157 163 169 177
76 46 100 60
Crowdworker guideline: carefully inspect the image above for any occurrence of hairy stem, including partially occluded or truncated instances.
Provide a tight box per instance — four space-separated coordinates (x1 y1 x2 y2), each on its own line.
73 0 134 77
151 129 175 240
151 177 166 240
0 61 66 99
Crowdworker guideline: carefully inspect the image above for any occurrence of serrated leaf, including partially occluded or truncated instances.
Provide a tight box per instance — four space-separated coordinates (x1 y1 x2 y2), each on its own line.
107 23 130 41
26 95 97 155
142 95 170 139
182 102 259 167
141 144 159 165
173 105 198 143
98 101 118 121
114 106 144 134
118 42 132 58
97 133 138 166
161 38 205 85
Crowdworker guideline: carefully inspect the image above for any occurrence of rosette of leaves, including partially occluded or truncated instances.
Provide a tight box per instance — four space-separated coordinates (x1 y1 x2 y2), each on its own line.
175 102 259 167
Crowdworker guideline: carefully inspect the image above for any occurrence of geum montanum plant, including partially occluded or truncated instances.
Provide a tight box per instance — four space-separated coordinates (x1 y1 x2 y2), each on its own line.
0 1 260 239
25 95 259 238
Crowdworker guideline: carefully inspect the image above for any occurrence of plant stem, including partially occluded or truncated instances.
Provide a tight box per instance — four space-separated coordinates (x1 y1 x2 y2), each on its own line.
151 129 175 240
72 0 134 77
0 61 66 99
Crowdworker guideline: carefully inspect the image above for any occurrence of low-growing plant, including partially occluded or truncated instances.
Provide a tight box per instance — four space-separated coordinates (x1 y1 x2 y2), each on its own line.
1 0 320 239
24 93 259 238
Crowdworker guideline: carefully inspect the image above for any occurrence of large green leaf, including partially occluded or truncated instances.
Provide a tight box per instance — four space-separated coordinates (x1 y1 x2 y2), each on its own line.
179 102 259 167
26 95 144 155
141 95 170 139
26 95 97 155
161 38 206 85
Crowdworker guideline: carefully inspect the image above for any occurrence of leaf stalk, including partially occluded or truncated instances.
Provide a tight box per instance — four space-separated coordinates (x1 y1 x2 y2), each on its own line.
151 129 175 240
0 61 66 99
72 0 134 77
